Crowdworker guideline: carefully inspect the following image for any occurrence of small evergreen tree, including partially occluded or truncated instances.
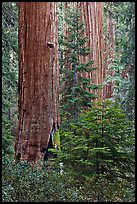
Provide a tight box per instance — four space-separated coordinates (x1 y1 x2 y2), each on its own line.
59 8 98 121
60 100 135 182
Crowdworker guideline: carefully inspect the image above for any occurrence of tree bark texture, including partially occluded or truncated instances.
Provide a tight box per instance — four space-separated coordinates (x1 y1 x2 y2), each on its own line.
62 2 104 100
62 2 114 101
15 2 59 162
79 2 105 101
103 10 115 98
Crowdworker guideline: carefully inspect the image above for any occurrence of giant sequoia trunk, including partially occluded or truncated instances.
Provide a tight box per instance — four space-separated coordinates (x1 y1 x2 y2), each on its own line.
79 2 105 101
62 2 105 100
62 2 115 100
15 2 59 162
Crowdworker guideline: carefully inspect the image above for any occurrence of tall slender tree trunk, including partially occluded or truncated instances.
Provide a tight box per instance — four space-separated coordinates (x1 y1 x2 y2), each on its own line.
104 9 115 98
15 2 59 162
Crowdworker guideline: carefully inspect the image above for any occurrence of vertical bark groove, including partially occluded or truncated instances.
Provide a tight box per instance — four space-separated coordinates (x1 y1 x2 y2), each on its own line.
62 2 105 100
16 2 59 162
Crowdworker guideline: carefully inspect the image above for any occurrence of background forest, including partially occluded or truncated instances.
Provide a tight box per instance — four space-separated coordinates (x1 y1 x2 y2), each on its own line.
2 2 135 202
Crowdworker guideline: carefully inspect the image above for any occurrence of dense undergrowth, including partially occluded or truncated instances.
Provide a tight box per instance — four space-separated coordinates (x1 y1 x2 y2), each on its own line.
3 100 135 202
2 156 135 202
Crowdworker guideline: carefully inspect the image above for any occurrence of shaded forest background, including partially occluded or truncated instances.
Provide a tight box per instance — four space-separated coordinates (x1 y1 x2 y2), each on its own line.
2 2 135 202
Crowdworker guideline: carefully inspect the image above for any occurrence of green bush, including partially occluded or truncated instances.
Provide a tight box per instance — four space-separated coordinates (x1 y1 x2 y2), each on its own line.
2 99 135 202
2 157 80 202
2 155 135 202
77 175 135 202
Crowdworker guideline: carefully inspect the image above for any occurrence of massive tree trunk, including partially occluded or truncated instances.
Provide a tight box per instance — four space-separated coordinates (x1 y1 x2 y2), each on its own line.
62 2 117 101
62 2 105 101
80 2 105 101
15 2 59 162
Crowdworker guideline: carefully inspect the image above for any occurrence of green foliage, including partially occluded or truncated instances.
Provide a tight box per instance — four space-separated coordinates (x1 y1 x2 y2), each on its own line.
53 130 61 151
2 2 18 156
103 55 131 108
2 156 135 202
59 100 135 182
59 7 98 120
104 2 135 120
2 157 81 202
2 117 14 156
78 176 135 202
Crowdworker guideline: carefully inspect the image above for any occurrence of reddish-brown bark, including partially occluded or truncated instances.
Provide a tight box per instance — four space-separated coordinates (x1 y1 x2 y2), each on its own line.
62 2 115 101
63 2 105 100
82 2 105 101
15 2 59 162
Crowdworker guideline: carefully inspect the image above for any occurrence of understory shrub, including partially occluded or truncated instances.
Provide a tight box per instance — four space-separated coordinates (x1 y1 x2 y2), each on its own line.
2 157 80 202
2 155 135 202
2 100 135 202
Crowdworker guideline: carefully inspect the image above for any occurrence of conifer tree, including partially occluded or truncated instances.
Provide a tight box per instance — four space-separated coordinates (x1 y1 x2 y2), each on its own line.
60 100 135 182
59 8 98 120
